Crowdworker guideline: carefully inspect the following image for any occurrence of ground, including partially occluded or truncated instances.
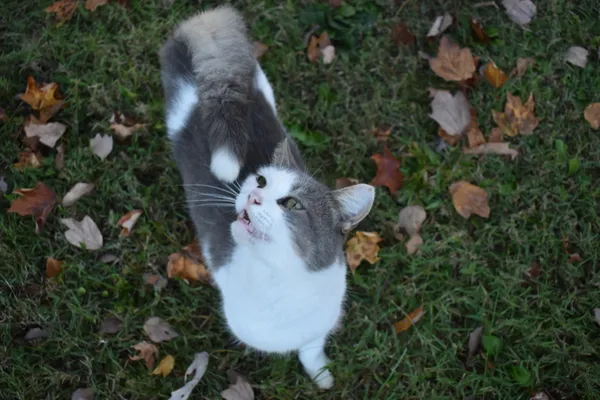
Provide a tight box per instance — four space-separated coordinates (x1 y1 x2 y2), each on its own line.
1 0 600 399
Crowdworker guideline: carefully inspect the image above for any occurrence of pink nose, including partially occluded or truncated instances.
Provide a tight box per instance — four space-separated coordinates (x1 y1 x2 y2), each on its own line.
248 191 262 205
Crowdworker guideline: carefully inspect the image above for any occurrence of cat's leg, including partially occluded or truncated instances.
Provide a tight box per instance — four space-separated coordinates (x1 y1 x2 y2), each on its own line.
254 63 277 115
298 336 334 389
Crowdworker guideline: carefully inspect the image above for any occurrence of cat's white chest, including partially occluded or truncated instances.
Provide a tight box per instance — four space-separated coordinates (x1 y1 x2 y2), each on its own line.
212 246 346 353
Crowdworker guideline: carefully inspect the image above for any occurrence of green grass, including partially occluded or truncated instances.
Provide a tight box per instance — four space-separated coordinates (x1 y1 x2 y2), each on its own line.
1 0 600 398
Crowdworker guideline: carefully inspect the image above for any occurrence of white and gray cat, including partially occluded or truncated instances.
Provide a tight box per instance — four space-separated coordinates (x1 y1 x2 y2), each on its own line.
159 6 375 389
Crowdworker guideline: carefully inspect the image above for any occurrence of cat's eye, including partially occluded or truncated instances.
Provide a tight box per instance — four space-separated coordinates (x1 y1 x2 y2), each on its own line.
256 175 267 188
278 197 304 210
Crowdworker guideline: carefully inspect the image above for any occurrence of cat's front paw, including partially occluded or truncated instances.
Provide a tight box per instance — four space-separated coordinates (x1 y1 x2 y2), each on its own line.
313 369 334 390
210 147 241 183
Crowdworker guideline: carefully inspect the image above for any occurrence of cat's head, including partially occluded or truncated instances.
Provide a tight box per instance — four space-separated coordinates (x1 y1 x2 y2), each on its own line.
231 139 375 270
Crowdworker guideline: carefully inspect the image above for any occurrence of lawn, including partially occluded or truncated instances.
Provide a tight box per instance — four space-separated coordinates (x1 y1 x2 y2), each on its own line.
1 0 600 399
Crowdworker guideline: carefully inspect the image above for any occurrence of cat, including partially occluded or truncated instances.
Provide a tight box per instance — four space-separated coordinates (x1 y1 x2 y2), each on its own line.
159 6 375 389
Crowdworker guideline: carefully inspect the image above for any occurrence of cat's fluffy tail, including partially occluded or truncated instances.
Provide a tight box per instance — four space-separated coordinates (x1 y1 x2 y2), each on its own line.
160 6 255 183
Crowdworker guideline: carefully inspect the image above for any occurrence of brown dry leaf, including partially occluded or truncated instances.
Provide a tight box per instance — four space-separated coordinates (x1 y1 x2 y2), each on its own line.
169 352 210 400
429 90 471 135
394 305 424 333
488 127 503 143
167 253 212 283
464 142 519 160
62 182 95 207
109 112 146 140
564 46 588 68
524 261 542 280
13 150 44 170
469 17 490 43
391 23 415 46
90 133 113 160
510 57 535 78
46 258 63 278
182 239 204 262
55 143 65 170
130 341 159 371
466 120 486 149
8 182 57 233
372 125 392 142
71 388 94 400
152 355 175 377
335 177 360 189
253 41 268 59
396 205 426 237
307 32 335 64
117 209 143 236
467 326 483 364
307 36 319 63
449 181 490 219
584 103 600 129
144 273 168 292
427 13 453 38
85 0 109 11
567 253 582 264
483 60 508 88
46 0 78 21
438 128 462 146
370 147 404 195
429 36 476 82
405 234 424 256
20 76 62 111
39 101 65 123
60 216 103 250
345 231 383 273
221 374 255 400
99 316 123 334
144 317 179 343
24 122 66 148
493 92 539 136
503 0 536 25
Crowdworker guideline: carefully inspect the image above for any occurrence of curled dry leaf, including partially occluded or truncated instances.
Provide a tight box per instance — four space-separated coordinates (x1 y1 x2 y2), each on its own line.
510 57 535 78
62 182 95 207
71 388 94 400
144 273 168 292
345 231 383 273
493 92 539 137
391 23 415 46
502 0 536 26
24 122 66 148
427 13 453 38
46 0 78 22
46 257 63 278
152 355 175 377
167 253 212 283
396 205 426 237
60 216 103 250
467 326 483 363
109 112 146 140
469 17 489 43
8 182 57 233
483 61 508 88
13 150 43 170
449 181 490 219
85 0 109 12
130 341 159 371
335 177 359 189
370 147 404 195
253 41 268 59
19 76 61 111
429 90 471 135
584 103 600 129
99 316 123 335
564 46 588 68
221 374 255 400
168 352 210 400
90 133 113 160
143 317 179 343
405 234 424 256
464 143 519 160
394 305 424 333
429 36 476 82
118 209 142 236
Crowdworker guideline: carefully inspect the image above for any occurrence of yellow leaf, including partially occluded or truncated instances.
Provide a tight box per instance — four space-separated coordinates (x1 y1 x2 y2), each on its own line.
345 231 383 273
394 305 424 333
483 60 508 88
19 76 62 111
152 355 175 377
449 181 490 219
167 253 211 283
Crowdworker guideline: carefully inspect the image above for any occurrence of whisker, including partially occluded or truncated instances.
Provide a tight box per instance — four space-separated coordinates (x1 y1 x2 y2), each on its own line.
187 203 236 208
181 183 238 196
187 192 236 201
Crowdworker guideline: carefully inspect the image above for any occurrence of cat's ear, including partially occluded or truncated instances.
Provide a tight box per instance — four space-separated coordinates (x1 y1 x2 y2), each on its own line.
333 184 375 233
272 138 302 170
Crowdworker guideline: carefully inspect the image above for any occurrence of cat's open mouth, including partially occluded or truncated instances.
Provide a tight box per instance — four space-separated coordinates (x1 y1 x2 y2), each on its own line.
236 208 270 241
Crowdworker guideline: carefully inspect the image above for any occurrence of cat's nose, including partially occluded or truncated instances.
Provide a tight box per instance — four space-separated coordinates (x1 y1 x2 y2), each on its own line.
248 191 262 205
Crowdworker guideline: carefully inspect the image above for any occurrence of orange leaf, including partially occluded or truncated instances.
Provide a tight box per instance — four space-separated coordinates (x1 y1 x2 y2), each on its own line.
117 209 142 236
8 182 57 233
307 36 319 63
429 36 476 82
182 238 204 262
449 181 490 219
46 257 63 278
167 253 211 283
345 231 383 273
391 23 415 46
45 0 78 21
394 305 424 333
19 76 62 111
584 103 600 129
370 147 403 195
85 0 109 12
483 60 508 88
469 17 490 43
152 355 175 377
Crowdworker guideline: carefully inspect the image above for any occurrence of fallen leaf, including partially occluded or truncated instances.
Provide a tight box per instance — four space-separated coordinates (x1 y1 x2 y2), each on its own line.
117 209 142 236
466 119 486 149
483 60 508 88
253 41 268 59
530 393 550 400
100 253 119 263
130 341 159 371
463 143 519 159
152 355 175 377
427 13 453 38
510 57 535 78
19 76 61 111
167 253 211 283
488 127 503 143
39 101 66 123
429 90 471 135
0 177 8 194
438 127 461 146
90 133 113 160
524 261 542 279
594 309 600 326
467 326 483 363
370 147 404 195
168 352 210 400
391 23 415 46
182 239 204 262
8 182 57 233
109 112 146 140
335 177 360 189
221 374 255 400
24 122 66 148
24 327 50 341
502 0 536 25
307 32 335 64
396 205 426 237
13 150 44 170
85 0 109 11
55 143 65 171
372 124 392 142
60 216 103 250
493 92 539 136
564 46 588 68
394 305 424 333
321 45 335 64
469 17 490 43
449 181 490 219
345 231 383 273
144 317 179 343
46 258 63 278
307 36 319 63
62 182 95 207
71 388 94 400
99 316 123 334
405 234 424 256
430 36 476 82
584 103 600 129
46 0 78 21
144 273 168 292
